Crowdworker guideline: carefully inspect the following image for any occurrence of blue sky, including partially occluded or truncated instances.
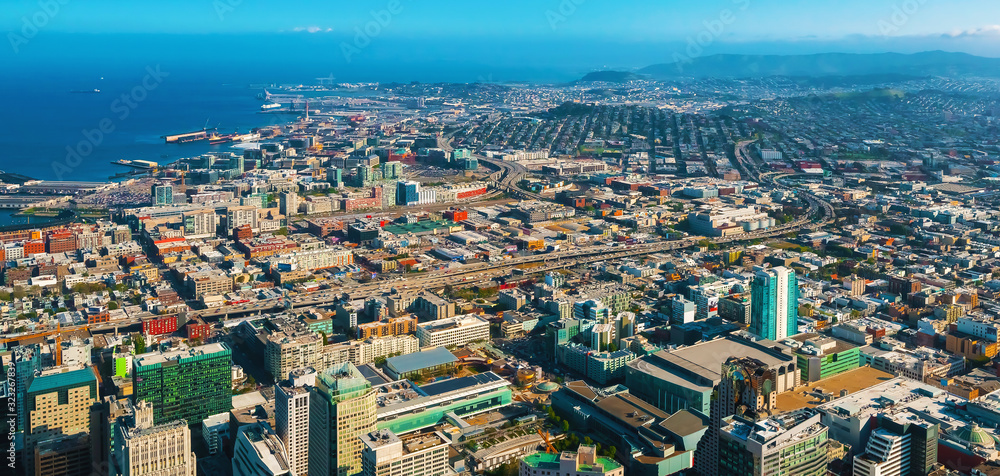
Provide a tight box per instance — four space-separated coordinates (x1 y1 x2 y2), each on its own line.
4 0 1000 81
5 0 999 40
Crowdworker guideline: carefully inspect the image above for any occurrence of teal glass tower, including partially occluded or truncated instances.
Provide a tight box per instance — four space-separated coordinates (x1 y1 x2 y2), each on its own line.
750 266 798 340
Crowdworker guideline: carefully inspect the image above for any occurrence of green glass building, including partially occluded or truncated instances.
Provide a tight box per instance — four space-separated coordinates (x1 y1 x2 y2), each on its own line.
750 266 798 341
133 342 232 425
309 362 377 476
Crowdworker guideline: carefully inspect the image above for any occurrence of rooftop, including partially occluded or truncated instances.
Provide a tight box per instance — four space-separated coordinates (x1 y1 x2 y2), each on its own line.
521 451 622 472
385 346 457 375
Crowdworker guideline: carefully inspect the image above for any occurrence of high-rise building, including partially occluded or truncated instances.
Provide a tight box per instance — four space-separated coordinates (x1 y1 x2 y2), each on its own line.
327 168 343 188
275 383 311 476
852 413 938 476
233 422 291 476
280 191 300 217
133 343 232 425
750 266 798 341
308 362 376 476
7 344 41 433
182 209 219 236
718 411 829 476
24 366 99 476
113 400 197 476
382 162 403 181
152 183 174 206
361 429 451 476
355 165 374 187
396 181 419 206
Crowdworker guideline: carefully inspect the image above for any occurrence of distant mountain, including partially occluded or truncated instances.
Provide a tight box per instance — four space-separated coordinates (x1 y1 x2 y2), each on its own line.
639 51 1000 79
578 71 647 83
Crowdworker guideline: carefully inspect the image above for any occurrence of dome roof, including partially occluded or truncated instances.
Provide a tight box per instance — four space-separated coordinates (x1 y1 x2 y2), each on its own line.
536 382 560 393
954 423 995 449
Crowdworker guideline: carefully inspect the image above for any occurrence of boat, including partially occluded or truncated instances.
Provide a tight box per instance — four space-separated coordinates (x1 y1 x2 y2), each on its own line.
163 129 213 144
209 133 235 145
261 102 282 111
70 89 101 94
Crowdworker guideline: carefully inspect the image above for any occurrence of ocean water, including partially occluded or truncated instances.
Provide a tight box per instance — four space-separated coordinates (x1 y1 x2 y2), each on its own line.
0 69 300 182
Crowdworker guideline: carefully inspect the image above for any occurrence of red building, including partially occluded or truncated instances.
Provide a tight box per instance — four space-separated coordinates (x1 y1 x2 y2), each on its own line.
46 231 77 253
455 187 488 200
23 240 45 256
186 320 211 340
87 310 110 325
232 224 253 242
143 316 178 336
443 209 468 222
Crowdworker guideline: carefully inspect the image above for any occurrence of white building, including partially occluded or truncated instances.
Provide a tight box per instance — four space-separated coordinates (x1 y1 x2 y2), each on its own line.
233 422 291 476
114 400 197 476
360 429 450 476
415 314 490 348
275 384 310 476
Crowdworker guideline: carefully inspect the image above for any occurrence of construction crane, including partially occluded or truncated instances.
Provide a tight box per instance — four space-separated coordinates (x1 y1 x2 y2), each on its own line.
537 429 556 454
0 323 70 365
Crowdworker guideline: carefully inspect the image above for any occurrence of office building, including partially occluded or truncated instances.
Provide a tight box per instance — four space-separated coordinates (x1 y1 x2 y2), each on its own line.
9 344 41 433
375 373 511 435
182 209 219 236
25 367 98 476
750 266 798 341
415 314 490 348
361 429 450 476
396 181 419 206
308 362 377 476
233 422 291 476
275 383 310 476
152 183 174 206
280 191 300 217
113 400 196 476
853 413 938 476
133 343 232 425
717 411 830 476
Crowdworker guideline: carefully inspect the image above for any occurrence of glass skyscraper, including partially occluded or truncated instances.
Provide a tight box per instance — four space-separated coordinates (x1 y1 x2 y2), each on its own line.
749 266 798 341
133 343 232 425
309 362 377 476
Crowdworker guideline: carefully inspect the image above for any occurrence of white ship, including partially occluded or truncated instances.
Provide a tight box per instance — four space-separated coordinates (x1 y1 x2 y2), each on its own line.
260 102 282 111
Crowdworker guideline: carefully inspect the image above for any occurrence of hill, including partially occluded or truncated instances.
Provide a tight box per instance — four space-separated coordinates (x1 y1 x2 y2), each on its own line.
639 51 1000 79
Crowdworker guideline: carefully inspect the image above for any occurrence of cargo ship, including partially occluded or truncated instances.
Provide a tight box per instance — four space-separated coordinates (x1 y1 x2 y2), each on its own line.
261 102 282 111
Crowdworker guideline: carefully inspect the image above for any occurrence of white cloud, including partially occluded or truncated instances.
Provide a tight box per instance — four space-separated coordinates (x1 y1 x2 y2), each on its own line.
944 25 1000 38
292 26 333 34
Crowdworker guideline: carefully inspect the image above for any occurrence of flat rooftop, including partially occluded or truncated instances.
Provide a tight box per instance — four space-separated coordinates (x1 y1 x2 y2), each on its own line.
134 342 229 367
375 372 509 418
814 376 945 419
776 366 895 412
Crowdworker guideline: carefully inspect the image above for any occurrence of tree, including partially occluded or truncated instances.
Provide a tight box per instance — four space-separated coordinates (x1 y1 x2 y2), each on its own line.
107 301 119 311
606 446 617 459
561 420 570 432
274 227 289 236
133 334 147 354
607 342 619 352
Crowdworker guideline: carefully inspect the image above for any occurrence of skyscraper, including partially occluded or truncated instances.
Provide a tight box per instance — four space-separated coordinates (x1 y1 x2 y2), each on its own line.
280 191 300 217
308 362 376 476
276 382 311 476
749 266 798 341
133 343 232 425
853 413 938 476
7 344 41 433
151 183 174 206
25 366 99 476
382 161 402 181
113 400 197 476
718 410 830 476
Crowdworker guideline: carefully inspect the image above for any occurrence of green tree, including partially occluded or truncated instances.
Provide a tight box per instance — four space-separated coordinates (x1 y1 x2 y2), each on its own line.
107 301 119 311
274 227 289 236
561 420 570 432
133 334 147 354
